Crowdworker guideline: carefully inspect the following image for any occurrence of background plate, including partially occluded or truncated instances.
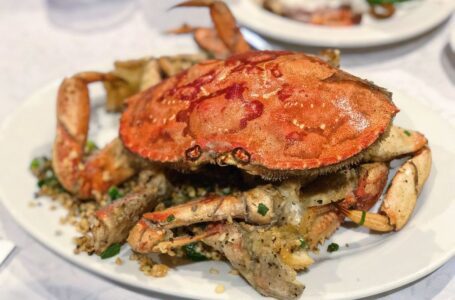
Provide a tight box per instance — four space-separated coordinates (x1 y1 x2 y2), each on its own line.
0 75 454 299
231 0 455 48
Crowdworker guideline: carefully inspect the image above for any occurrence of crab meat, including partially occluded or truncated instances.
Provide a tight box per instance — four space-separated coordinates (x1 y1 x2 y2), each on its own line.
204 223 306 300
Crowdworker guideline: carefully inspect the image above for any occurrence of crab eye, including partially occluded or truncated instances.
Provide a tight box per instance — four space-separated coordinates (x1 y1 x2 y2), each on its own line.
232 147 250 164
185 145 202 161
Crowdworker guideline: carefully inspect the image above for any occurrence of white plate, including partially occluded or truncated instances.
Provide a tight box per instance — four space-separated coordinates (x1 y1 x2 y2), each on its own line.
231 0 455 47
0 76 454 300
450 22 455 53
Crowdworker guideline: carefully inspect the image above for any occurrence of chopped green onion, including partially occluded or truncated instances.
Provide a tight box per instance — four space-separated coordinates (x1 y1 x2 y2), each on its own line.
37 179 45 188
299 238 308 249
183 243 207 261
327 243 339 253
257 203 269 216
37 176 60 189
359 211 366 226
85 140 98 153
166 214 176 222
108 186 122 201
30 158 41 170
100 243 121 259
403 130 411 137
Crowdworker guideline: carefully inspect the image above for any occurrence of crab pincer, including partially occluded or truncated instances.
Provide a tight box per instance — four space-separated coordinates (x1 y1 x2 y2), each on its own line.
53 72 137 200
91 170 172 253
340 146 432 232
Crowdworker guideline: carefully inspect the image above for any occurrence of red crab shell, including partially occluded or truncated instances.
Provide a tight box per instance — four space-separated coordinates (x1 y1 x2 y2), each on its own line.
120 51 398 176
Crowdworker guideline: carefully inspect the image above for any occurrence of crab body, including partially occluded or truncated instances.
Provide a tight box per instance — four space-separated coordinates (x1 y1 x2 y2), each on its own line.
120 50 398 178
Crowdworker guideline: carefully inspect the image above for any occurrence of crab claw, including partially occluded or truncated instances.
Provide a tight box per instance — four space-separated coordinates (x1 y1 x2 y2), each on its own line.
91 170 171 253
172 0 251 56
366 126 428 162
341 146 432 231
127 220 167 253
304 162 389 248
53 72 137 199
127 220 224 254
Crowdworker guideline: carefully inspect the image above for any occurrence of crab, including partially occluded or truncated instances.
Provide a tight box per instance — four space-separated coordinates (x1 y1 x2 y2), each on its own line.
51 1 432 299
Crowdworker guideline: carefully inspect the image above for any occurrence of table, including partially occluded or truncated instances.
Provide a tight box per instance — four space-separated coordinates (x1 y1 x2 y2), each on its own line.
0 1 454 299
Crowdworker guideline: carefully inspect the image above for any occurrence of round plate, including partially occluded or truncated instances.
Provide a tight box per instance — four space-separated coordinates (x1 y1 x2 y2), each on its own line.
450 23 455 53
231 0 455 47
0 76 454 300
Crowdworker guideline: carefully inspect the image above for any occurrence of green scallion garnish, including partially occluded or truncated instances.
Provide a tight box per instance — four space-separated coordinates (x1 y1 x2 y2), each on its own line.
85 140 98 153
257 203 269 216
167 214 176 222
183 243 207 261
100 243 121 259
359 211 366 226
108 186 122 201
327 243 339 253
30 158 41 170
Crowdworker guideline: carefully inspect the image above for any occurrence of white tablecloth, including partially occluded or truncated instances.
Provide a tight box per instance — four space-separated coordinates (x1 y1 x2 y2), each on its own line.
0 1 454 299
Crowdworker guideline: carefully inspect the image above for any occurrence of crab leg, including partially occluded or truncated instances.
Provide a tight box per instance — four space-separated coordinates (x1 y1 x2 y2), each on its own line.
128 162 390 252
366 126 428 162
303 162 389 249
341 146 432 232
132 221 309 299
143 184 279 227
91 170 171 254
127 163 389 299
53 72 137 199
129 221 225 254
128 184 281 253
204 223 306 300
173 0 251 57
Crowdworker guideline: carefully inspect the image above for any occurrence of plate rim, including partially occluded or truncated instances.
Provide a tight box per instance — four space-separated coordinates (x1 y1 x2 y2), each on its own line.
0 78 454 300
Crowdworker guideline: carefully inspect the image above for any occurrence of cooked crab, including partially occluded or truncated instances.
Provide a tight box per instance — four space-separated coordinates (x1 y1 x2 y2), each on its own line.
51 1 431 299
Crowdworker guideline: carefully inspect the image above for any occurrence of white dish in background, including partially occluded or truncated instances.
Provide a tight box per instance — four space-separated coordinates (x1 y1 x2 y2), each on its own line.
0 73 454 300
231 0 455 48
